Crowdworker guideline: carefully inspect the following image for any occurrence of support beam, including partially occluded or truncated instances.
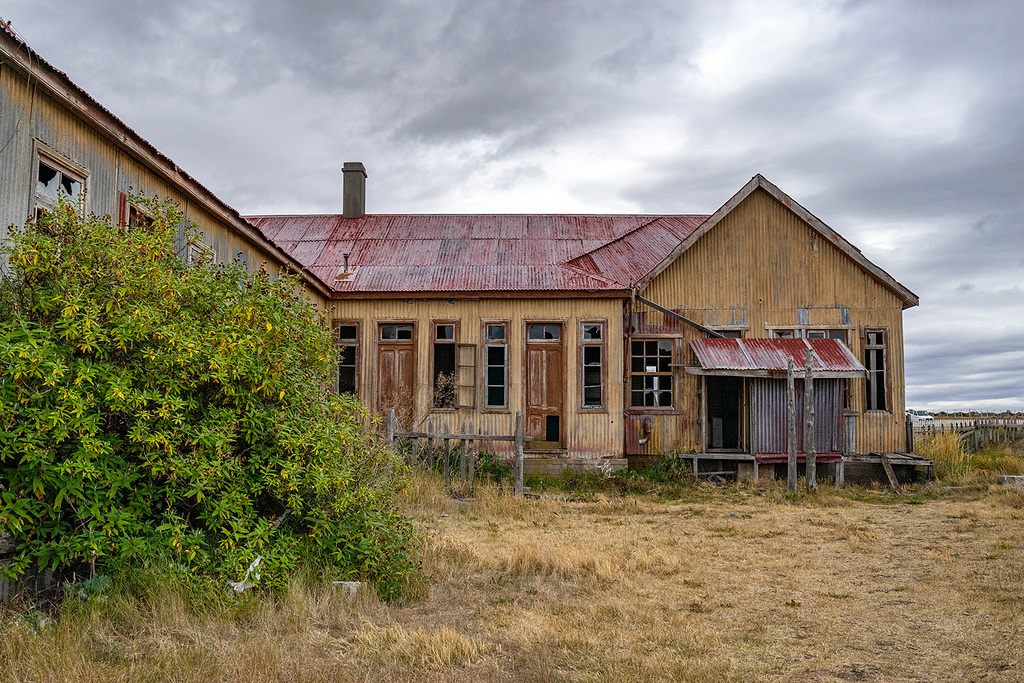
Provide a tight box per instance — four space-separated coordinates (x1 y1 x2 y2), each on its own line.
635 295 725 338
804 348 817 492
787 356 797 493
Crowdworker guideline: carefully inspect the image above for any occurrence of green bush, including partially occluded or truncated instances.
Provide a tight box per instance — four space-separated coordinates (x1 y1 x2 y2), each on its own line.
0 198 418 599
476 451 514 484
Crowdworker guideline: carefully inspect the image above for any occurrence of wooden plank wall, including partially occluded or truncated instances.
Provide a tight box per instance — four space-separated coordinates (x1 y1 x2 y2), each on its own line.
328 297 625 460
641 188 908 454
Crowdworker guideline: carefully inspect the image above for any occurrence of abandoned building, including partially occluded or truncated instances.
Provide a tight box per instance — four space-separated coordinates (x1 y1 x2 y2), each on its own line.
248 168 921 480
1 24 921 482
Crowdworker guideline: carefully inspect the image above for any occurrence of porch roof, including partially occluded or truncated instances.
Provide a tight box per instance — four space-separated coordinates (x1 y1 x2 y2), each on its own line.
688 338 867 378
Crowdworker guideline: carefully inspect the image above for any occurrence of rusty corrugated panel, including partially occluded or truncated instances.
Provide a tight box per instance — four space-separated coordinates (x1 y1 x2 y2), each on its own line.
244 213 710 294
692 338 865 374
563 216 707 286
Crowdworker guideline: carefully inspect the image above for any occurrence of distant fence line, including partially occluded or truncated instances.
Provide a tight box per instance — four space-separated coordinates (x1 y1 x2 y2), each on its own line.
912 417 1024 452
385 409 526 496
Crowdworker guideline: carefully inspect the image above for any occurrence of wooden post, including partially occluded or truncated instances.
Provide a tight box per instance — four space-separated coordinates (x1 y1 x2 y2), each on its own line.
427 420 435 471
459 422 467 489
787 356 797 493
386 409 396 446
804 348 816 492
514 411 525 496
411 437 420 466
905 411 914 453
468 421 475 493
443 432 451 489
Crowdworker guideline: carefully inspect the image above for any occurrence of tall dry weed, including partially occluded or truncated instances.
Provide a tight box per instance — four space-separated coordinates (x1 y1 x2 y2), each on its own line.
972 442 1024 475
917 432 972 480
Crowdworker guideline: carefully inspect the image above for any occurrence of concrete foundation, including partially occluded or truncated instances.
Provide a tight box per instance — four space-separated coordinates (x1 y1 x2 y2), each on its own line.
524 457 628 476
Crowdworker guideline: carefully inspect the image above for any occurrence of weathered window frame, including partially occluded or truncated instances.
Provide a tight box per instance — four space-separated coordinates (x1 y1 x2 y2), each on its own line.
863 327 890 413
629 338 674 409
431 320 459 411
482 320 510 412
32 143 88 220
579 319 607 411
334 319 361 397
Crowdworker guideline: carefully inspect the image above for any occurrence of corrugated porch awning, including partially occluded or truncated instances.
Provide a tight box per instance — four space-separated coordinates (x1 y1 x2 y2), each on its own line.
688 338 867 378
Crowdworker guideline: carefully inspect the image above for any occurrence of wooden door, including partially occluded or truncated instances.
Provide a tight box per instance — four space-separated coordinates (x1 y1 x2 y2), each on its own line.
525 324 564 448
378 325 416 427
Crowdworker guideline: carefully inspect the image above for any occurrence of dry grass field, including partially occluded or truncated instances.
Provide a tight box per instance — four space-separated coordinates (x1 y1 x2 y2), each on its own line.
3 473 1024 682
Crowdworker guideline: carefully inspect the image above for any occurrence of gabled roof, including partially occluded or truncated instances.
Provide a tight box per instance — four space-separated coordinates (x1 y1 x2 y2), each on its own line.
637 174 919 309
245 213 707 295
0 23 331 297
250 176 917 305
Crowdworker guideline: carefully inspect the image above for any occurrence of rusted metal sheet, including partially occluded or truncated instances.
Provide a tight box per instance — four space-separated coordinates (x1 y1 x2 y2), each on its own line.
245 213 709 294
691 338 865 376
750 378 844 455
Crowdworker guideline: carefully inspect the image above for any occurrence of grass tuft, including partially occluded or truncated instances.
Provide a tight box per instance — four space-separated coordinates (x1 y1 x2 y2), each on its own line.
917 432 972 480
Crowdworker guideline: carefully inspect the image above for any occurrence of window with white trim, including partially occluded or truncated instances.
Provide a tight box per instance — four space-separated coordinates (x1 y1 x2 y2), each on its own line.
630 339 673 407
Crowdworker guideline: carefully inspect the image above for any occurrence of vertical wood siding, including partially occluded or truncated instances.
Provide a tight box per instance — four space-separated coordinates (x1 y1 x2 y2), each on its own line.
328 298 624 460
641 188 908 454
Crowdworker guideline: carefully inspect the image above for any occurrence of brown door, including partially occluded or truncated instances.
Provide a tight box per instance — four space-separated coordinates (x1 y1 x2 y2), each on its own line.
378 324 416 428
525 324 564 448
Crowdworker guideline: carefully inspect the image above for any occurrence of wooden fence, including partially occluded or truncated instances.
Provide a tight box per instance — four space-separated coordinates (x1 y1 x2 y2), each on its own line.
385 409 526 496
911 417 1024 452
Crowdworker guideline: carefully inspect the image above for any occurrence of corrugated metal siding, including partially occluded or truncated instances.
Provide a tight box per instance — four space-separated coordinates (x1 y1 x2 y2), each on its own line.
1 30 325 304
328 297 625 459
750 378 844 453
642 188 908 454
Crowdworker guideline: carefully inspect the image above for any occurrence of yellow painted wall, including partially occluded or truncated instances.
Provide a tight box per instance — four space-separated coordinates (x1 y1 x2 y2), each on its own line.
328 297 624 460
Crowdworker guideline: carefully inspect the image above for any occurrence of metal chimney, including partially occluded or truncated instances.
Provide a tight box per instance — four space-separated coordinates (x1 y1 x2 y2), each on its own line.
342 162 366 219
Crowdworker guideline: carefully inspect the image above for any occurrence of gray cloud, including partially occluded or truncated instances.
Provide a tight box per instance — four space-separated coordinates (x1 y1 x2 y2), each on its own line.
4 0 1022 410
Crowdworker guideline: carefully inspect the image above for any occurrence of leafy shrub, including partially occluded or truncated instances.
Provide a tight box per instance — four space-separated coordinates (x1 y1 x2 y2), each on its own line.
0 198 418 599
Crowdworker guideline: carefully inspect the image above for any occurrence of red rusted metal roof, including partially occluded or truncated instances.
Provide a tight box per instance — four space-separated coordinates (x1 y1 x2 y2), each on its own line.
690 338 866 376
246 213 709 294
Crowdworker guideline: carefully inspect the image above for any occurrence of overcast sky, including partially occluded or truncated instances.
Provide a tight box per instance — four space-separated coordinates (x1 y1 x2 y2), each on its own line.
4 0 1022 411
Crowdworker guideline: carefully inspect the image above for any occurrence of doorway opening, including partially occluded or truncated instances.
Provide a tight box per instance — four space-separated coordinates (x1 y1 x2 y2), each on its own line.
706 376 742 450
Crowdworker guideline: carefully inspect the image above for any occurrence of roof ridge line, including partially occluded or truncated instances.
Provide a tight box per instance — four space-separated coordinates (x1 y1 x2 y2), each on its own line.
561 216 666 267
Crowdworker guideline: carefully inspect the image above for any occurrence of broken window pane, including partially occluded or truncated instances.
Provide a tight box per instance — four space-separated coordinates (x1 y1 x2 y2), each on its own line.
528 324 560 340
381 325 413 340
37 162 60 200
